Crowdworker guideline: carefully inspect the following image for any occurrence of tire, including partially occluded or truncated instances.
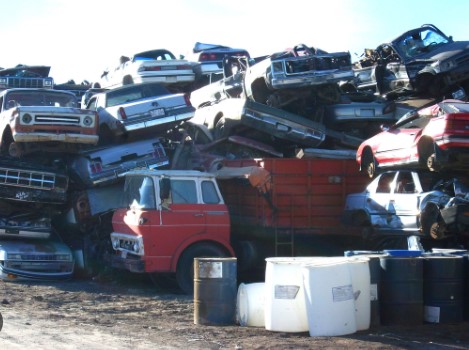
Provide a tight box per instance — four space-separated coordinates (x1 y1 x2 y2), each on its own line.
122 76 133 85
214 117 234 140
176 243 229 295
361 150 376 178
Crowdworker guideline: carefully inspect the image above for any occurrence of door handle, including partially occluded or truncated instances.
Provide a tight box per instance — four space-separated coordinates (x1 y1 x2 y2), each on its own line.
194 213 204 217
139 217 148 225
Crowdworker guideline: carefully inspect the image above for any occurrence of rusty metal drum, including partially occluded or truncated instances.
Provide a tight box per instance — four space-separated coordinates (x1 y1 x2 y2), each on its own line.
194 257 237 325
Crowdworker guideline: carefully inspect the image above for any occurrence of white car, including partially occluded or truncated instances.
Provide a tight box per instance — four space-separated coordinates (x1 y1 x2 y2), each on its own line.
98 49 196 90
84 82 195 144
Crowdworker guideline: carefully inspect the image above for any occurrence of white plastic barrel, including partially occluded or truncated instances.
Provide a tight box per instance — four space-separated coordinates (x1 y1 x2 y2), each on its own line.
302 260 357 337
264 257 315 332
236 282 265 327
348 257 371 331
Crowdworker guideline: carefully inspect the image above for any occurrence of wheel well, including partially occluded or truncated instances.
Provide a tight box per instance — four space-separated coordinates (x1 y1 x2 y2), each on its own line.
249 78 270 104
360 147 374 171
172 240 232 272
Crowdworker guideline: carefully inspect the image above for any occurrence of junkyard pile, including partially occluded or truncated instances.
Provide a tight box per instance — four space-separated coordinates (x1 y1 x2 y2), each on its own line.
1 23 469 346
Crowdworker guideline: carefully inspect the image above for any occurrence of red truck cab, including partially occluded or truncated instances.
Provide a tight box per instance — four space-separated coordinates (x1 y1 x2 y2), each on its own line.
110 169 234 294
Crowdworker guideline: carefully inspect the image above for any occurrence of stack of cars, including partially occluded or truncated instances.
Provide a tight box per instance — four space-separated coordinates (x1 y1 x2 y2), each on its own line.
4 22 469 280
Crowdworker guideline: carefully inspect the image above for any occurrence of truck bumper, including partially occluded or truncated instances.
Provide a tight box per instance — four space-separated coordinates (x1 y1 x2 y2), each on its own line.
110 255 145 273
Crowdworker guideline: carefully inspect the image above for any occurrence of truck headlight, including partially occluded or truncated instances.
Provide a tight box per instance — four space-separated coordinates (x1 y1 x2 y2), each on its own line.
83 116 94 127
133 242 140 253
22 113 32 124
111 237 120 250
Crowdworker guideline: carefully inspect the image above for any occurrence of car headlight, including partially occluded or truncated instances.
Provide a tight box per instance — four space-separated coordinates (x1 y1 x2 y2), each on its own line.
111 237 120 250
21 113 33 124
431 60 455 73
83 116 94 127
7 253 22 260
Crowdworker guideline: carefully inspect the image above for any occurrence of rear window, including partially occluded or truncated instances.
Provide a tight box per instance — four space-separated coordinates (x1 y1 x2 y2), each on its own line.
106 84 170 107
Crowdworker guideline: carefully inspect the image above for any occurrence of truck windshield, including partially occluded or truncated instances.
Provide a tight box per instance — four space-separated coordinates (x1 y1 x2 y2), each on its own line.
124 176 156 210
5 91 77 108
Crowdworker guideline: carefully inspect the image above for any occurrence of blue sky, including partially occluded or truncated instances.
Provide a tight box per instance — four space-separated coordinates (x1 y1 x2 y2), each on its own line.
2 0 469 84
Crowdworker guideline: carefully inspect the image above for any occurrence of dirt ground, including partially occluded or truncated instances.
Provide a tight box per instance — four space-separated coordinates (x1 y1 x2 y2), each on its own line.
0 271 468 350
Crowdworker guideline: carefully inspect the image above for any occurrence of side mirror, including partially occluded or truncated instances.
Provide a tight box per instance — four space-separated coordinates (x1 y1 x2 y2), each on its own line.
160 178 171 200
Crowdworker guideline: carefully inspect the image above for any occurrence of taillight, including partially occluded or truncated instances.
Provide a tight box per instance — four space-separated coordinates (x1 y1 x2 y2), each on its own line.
200 53 218 61
177 64 192 70
90 160 103 174
144 66 162 71
118 107 127 120
183 93 192 106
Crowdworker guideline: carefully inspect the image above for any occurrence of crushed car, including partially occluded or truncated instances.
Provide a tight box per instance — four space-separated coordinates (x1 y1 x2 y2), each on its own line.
419 177 469 242
67 137 169 188
243 44 354 109
83 82 195 145
187 42 250 87
343 170 469 248
0 232 74 280
0 64 53 90
0 88 99 157
189 97 326 149
356 99 469 178
0 158 68 204
353 24 469 98
98 49 195 91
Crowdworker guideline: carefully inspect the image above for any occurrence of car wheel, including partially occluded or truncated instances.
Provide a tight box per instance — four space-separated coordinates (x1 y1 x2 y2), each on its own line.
426 153 441 172
214 117 234 140
122 76 133 85
176 243 229 295
361 150 376 178
430 221 447 240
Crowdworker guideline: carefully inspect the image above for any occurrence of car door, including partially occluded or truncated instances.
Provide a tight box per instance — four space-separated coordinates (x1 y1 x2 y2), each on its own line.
374 113 424 165
391 171 421 229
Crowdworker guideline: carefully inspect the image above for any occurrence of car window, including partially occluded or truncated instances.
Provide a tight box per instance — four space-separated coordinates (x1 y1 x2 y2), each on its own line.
395 172 415 193
124 176 156 210
397 114 431 130
376 173 396 193
201 180 220 204
170 179 197 204
106 84 170 107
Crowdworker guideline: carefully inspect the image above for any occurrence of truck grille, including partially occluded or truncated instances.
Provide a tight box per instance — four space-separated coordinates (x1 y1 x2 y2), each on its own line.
7 78 50 89
34 115 81 125
0 168 67 191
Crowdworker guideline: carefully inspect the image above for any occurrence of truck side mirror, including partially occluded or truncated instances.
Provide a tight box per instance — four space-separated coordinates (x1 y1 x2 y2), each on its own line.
160 178 171 200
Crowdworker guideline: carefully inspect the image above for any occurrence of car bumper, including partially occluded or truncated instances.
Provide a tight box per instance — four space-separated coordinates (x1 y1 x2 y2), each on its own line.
14 133 99 144
110 254 145 273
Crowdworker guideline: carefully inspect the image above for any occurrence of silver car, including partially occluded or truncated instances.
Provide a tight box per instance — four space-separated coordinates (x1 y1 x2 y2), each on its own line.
0 233 74 280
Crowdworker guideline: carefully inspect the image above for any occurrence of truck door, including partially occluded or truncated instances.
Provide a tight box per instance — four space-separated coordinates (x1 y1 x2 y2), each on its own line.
158 178 206 269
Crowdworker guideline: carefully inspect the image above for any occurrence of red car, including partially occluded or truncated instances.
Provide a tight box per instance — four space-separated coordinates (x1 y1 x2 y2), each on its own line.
357 99 469 177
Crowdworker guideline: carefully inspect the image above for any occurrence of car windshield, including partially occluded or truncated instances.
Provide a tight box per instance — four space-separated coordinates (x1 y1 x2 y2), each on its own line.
105 83 170 107
439 101 469 114
5 91 78 109
394 27 449 59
